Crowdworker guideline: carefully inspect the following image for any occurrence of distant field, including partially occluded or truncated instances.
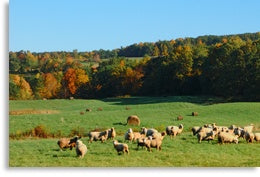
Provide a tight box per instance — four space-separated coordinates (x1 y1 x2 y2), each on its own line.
9 96 260 167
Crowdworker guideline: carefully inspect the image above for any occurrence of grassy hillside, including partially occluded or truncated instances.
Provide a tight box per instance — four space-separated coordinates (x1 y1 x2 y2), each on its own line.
9 96 260 167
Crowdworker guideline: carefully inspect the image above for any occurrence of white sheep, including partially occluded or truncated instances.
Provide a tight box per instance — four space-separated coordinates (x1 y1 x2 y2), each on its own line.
124 128 134 142
218 132 239 144
254 133 260 141
140 127 158 137
75 140 87 158
113 140 129 155
166 124 184 138
243 131 255 143
243 124 254 133
197 130 216 143
107 127 116 140
88 130 108 143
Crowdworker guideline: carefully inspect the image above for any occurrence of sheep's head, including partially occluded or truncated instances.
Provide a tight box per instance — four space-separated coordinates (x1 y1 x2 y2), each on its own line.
140 127 147 135
111 127 115 132
76 140 83 146
68 136 81 147
113 140 118 146
128 128 133 133
179 124 183 129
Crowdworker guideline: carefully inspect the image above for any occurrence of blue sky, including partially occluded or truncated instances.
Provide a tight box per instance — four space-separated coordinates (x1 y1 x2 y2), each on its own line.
9 0 260 52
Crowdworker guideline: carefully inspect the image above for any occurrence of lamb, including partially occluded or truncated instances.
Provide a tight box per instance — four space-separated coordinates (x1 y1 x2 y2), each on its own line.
57 136 79 151
88 130 109 143
107 127 116 140
143 134 165 151
124 128 134 142
140 127 158 137
75 140 87 158
218 132 239 144
136 137 147 150
254 133 260 141
243 131 255 143
113 140 129 155
197 130 216 143
166 124 184 138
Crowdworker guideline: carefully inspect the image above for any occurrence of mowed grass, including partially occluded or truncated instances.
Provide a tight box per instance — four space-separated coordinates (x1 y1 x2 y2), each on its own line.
9 96 260 167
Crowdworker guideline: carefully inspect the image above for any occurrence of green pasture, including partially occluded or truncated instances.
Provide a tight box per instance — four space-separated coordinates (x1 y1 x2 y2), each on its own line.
9 96 260 167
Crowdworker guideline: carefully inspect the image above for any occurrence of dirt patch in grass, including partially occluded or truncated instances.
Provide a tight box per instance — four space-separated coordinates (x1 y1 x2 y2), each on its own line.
9 109 59 115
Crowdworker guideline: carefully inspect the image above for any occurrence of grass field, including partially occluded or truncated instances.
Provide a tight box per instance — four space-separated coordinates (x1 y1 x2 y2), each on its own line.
9 96 260 167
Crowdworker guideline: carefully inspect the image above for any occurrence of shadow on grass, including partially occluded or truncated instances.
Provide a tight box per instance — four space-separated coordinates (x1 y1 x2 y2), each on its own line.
112 122 127 126
102 96 226 106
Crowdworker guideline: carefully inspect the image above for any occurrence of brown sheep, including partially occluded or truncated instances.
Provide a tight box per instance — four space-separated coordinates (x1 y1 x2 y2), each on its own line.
57 136 79 151
143 134 165 152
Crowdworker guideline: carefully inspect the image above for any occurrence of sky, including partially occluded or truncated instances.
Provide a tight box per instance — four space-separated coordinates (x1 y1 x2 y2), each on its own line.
9 0 260 52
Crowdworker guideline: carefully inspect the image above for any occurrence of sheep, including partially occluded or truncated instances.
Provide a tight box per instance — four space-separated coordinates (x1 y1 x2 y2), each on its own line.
140 127 158 137
88 130 108 143
254 133 260 141
75 140 87 158
124 128 134 142
113 140 129 155
191 126 201 136
136 137 147 150
152 131 166 140
233 127 243 137
143 134 165 152
197 130 216 143
107 127 116 140
57 136 79 151
133 132 146 142
243 124 254 133
166 124 184 138
243 131 255 143
218 132 239 144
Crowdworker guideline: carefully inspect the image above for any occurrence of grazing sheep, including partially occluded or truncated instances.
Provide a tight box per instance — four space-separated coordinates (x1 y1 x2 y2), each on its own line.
140 127 158 137
133 132 146 142
57 136 79 151
197 130 216 143
88 130 108 143
143 134 165 152
124 128 134 142
127 115 140 126
75 140 87 158
107 127 116 140
191 126 201 136
137 137 147 150
243 131 255 143
166 124 184 138
254 133 260 141
152 131 166 140
243 124 254 133
113 140 129 155
234 127 243 137
218 132 239 144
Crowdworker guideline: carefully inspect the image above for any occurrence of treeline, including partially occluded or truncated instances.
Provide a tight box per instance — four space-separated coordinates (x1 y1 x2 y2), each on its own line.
9 32 260 100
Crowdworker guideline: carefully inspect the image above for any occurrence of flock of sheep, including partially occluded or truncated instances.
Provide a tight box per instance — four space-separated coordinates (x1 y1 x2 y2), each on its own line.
57 118 259 158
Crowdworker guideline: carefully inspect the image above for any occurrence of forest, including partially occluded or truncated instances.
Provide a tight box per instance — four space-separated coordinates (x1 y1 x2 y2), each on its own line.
9 32 260 100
